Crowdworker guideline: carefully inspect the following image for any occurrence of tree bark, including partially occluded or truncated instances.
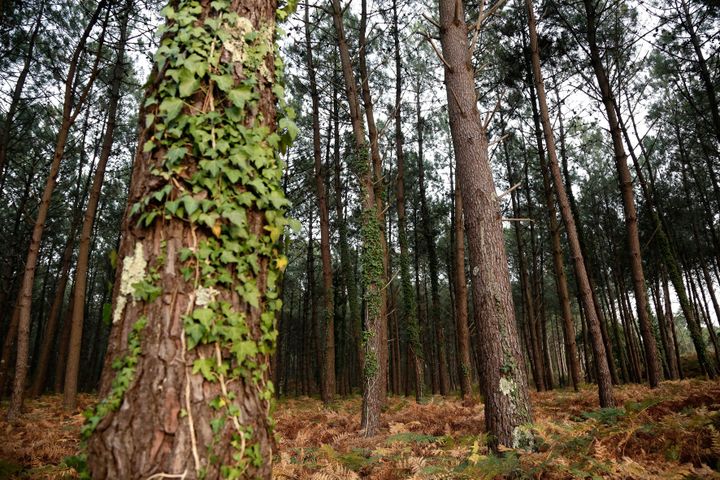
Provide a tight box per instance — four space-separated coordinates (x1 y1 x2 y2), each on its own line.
439 0 533 448
87 1 287 476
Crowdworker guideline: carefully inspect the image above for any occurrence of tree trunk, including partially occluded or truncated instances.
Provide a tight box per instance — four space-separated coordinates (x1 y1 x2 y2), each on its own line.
454 175 472 400
6 0 108 422
357 0 389 405
439 0 533 447
527 0 614 406
86 1 288 476
303 0 335 405
330 0 387 436
392 0 423 402
582 0 661 388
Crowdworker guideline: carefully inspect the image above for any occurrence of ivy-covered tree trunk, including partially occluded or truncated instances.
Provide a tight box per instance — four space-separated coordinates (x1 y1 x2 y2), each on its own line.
357 0 389 405
439 0 533 449
86 1 294 477
330 0 386 437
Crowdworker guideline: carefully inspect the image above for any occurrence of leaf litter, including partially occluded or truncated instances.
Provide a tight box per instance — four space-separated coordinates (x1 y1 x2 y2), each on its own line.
1 381 720 478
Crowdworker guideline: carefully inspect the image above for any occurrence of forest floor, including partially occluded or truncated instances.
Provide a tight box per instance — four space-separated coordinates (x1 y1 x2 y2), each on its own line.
1 379 720 479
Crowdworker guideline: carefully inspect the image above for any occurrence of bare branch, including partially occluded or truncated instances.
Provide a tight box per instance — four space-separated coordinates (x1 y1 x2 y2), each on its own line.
497 181 521 199
417 30 452 70
502 217 534 222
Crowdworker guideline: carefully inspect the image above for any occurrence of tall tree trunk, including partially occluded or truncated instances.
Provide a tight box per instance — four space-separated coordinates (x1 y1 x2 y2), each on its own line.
357 0 389 405
304 0 335 405
454 175 472 400
63 0 131 410
392 0 423 402
416 85 450 396
582 0 661 388
6 1 108 422
527 0 614 406
331 0 387 436
86 1 288 476
439 0 533 447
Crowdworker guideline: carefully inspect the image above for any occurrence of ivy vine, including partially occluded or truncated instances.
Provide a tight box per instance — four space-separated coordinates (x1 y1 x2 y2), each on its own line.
82 0 298 476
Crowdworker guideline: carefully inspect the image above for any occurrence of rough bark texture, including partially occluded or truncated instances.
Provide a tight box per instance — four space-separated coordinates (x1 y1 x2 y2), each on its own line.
439 0 533 448
87 1 284 477
527 0 615 406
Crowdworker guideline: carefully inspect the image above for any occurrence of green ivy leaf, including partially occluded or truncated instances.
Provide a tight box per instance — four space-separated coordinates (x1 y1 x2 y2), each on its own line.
212 73 234 92
192 357 215 381
183 196 200 217
184 53 207 78
222 210 246 228
228 87 253 109
159 97 184 122
178 68 200 98
232 340 259 363
268 189 290 209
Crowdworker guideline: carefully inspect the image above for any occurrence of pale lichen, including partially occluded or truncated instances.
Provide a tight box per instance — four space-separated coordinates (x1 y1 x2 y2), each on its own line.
195 285 220 306
511 424 535 450
499 376 516 397
113 243 147 324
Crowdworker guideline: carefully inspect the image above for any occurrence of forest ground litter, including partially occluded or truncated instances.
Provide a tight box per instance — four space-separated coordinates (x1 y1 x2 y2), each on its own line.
1 379 719 478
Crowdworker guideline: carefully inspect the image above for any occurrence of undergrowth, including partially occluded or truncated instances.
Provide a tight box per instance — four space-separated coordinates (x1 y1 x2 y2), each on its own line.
2 380 720 478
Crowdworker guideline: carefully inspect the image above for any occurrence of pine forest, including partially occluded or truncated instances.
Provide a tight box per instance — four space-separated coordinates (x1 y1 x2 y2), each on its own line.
1 0 720 478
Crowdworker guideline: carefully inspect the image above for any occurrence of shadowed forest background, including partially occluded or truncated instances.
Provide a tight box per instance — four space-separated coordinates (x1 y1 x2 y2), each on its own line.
1 0 720 477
